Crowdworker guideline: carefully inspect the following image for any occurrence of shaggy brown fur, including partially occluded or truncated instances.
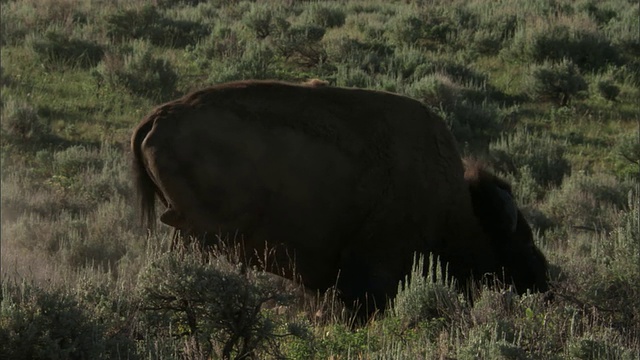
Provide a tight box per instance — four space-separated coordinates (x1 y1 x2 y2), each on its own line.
464 160 549 293
132 80 548 316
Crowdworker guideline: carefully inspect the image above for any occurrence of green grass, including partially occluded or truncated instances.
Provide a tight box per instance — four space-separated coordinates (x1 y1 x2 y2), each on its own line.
1 0 639 358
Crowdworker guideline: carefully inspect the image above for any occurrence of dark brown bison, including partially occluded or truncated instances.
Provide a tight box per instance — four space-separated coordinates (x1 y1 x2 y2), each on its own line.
132 80 548 314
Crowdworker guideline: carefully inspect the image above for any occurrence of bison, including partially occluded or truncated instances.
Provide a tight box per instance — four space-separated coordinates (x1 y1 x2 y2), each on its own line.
132 80 548 314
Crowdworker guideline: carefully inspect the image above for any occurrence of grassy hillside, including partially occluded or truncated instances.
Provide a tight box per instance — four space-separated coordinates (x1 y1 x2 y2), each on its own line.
1 0 639 359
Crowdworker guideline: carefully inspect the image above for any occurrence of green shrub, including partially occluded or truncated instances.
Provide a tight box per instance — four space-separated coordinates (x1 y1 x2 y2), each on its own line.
552 193 640 343
333 65 374 88
508 25 620 71
325 37 393 74
274 24 327 67
406 72 501 148
605 6 640 59
0 281 135 359
187 26 245 69
489 130 570 192
243 5 273 39
0 1 90 46
392 254 461 328
468 28 505 56
613 133 640 180
106 5 209 48
530 59 588 106
541 172 636 232
95 41 177 101
386 47 429 79
156 0 208 8
412 58 490 90
388 11 455 49
568 336 637 360
52 145 102 177
0 6 28 46
138 248 306 359
29 31 104 69
306 4 346 28
208 43 281 83
1 99 50 142
579 1 617 26
315 324 375 358
596 79 620 101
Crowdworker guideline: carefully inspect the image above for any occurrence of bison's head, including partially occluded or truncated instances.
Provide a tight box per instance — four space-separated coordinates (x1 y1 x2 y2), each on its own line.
464 160 549 294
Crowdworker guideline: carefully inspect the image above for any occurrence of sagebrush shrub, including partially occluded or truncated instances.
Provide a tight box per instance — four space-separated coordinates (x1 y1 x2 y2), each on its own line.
1 99 50 142
392 254 461 327
306 5 346 28
274 24 327 67
406 72 501 149
388 11 455 49
325 37 393 74
530 59 588 106
508 25 620 71
156 0 209 8
568 336 637 360
596 79 620 101
52 145 103 177
468 28 504 56
243 4 281 39
613 133 640 180
207 42 281 83
541 172 635 231
489 130 570 191
138 248 305 359
106 5 209 48
187 26 245 69
29 31 104 69
605 6 639 58
96 41 177 101
0 281 130 359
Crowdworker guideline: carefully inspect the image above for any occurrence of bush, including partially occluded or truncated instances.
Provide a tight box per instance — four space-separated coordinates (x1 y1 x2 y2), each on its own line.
106 5 209 48
306 5 346 28
52 145 103 177
552 191 640 341
579 1 617 26
489 130 571 192
388 11 455 49
274 24 327 67
596 79 620 101
530 59 588 106
156 0 209 8
138 249 307 359
541 172 636 231
1 99 50 142
613 133 640 180
392 254 461 328
406 72 501 148
325 37 393 74
187 27 245 69
568 336 637 360
0 281 135 359
208 43 280 83
95 41 177 101
29 31 104 69
508 25 620 71
243 5 277 39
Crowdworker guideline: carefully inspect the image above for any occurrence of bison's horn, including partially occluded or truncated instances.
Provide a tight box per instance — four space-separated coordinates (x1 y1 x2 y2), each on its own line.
496 187 518 233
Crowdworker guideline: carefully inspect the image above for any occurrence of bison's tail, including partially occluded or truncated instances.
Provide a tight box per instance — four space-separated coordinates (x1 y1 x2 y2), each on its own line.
131 117 158 232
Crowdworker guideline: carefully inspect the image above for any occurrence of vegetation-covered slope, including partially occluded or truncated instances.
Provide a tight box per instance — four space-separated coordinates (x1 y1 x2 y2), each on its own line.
1 0 638 358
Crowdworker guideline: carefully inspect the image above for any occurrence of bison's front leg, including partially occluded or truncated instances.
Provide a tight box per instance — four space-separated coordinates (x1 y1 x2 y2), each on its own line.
338 248 403 320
